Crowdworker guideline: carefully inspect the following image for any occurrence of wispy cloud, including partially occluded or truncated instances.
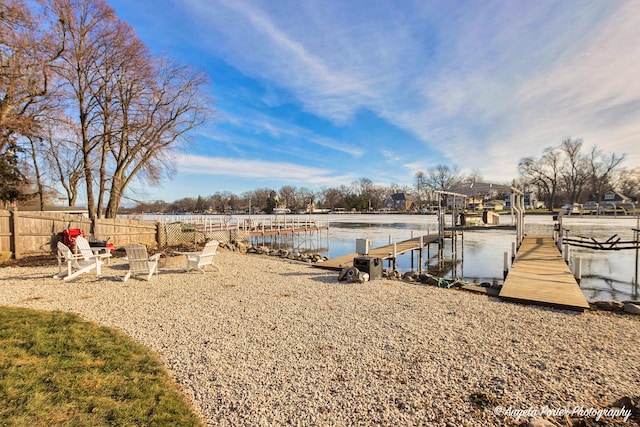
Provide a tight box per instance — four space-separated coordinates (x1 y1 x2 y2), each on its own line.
183 0 377 122
110 0 640 198
176 154 357 187
184 1 638 168
238 112 364 157
376 1 640 179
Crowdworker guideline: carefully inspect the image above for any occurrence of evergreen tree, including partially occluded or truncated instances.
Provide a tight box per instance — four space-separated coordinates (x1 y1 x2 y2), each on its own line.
0 146 29 207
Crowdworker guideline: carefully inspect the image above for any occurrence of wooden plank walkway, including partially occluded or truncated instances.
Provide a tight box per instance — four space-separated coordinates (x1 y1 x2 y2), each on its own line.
499 235 589 311
315 234 441 270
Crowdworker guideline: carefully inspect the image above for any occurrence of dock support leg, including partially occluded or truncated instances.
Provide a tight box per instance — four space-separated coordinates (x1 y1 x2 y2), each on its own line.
503 251 509 279
393 242 397 271
419 236 424 273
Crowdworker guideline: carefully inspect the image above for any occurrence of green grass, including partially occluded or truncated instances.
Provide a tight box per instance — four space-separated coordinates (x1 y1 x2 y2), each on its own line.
0 307 204 426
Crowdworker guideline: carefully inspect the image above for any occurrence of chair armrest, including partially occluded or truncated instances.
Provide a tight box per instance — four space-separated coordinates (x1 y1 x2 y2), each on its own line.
61 252 83 261
149 253 161 261
91 248 112 256
84 253 111 263
175 251 198 256
89 251 112 259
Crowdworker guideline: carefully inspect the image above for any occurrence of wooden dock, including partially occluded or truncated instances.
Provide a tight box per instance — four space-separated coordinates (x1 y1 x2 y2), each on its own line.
315 234 441 270
248 225 328 237
499 235 589 311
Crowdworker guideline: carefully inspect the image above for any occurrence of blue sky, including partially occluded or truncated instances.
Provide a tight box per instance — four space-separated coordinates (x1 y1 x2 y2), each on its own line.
104 0 640 202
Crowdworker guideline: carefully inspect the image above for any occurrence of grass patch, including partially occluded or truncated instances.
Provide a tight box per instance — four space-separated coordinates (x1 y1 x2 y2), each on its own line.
0 306 204 426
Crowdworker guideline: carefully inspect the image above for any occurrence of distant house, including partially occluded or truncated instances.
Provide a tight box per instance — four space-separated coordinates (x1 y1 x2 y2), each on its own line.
466 197 484 211
385 193 414 211
505 192 539 209
583 190 631 210
598 190 630 203
445 195 466 210
484 200 505 211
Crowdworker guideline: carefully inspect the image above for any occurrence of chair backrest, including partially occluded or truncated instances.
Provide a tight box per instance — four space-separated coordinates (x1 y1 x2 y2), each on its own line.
125 243 152 272
75 236 95 260
201 240 219 257
57 241 73 260
57 240 83 270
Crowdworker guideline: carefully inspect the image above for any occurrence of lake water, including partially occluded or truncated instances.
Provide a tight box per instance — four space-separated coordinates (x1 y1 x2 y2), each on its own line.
251 213 639 303
136 213 640 302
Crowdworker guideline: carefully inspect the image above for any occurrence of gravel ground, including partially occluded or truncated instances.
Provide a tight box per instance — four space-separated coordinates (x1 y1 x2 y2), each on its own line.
1 251 638 426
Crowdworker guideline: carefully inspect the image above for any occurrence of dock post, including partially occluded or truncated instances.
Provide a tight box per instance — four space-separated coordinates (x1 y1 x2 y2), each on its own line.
503 251 509 279
633 226 639 287
511 242 516 262
564 243 570 263
393 242 397 271
574 256 582 284
557 229 563 251
419 236 423 273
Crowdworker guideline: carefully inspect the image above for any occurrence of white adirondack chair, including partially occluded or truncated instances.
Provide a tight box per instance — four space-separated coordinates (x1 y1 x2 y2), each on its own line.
54 241 103 281
75 236 112 265
124 243 161 282
176 240 220 274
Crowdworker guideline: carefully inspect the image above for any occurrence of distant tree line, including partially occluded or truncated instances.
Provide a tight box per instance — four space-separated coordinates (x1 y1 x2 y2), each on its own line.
121 169 488 214
122 138 639 215
0 0 211 230
121 179 417 215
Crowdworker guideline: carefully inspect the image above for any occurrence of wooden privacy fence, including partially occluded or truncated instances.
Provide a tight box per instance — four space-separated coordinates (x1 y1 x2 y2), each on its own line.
0 209 250 259
0 209 157 259
0 210 11 257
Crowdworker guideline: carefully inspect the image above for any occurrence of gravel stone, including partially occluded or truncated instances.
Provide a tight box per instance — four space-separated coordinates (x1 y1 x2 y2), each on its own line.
1 251 638 426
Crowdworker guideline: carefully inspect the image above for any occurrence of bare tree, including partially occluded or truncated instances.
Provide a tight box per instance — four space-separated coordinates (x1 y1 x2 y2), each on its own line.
319 186 344 210
103 57 210 217
617 167 640 200
559 137 589 204
352 178 376 211
414 171 427 207
43 119 84 206
586 145 625 202
46 0 116 224
425 164 461 190
297 187 316 211
278 185 297 209
25 136 46 209
241 188 275 213
463 169 483 184
45 0 211 223
0 0 63 152
518 147 562 210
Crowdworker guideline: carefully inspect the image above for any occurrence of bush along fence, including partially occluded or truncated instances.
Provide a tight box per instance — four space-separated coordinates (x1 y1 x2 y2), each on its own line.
0 209 248 259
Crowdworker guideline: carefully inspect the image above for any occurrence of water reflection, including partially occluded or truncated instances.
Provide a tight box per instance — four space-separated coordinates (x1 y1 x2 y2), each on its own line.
321 214 638 302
